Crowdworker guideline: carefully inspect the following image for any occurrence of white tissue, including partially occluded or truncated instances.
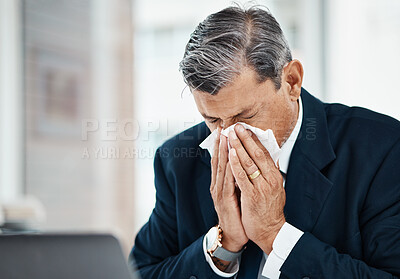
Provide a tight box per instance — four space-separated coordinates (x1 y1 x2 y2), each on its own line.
199 122 281 167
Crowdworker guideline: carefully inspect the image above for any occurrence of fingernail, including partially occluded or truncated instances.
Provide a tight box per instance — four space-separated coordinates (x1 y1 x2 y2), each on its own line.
236 124 245 133
229 130 237 139
247 130 252 136
230 148 237 156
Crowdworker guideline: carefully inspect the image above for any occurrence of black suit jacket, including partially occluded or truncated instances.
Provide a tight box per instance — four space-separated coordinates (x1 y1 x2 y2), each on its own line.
131 89 400 278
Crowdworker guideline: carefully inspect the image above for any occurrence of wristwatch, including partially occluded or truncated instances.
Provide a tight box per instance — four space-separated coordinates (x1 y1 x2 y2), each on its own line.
205 225 245 262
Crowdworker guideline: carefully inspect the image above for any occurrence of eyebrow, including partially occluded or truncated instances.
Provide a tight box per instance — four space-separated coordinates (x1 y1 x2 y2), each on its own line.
201 107 256 121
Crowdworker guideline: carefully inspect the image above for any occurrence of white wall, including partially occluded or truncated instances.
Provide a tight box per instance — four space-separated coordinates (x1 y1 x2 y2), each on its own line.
0 0 23 202
326 0 400 120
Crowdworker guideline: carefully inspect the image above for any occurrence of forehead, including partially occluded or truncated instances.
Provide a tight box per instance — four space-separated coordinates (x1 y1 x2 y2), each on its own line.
192 68 273 118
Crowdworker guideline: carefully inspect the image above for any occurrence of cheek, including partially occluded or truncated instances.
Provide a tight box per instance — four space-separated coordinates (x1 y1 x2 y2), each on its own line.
260 100 290 127
250 113 273 130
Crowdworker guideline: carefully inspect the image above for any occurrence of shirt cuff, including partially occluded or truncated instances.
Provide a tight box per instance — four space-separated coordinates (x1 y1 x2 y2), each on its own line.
261 222 304 279
202 233 240 277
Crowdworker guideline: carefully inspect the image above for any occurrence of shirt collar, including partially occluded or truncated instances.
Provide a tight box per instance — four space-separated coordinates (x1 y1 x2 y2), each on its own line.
279 96 303 174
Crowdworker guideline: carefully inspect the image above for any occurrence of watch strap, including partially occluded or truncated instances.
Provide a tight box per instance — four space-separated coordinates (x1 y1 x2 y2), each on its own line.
212 245 245 262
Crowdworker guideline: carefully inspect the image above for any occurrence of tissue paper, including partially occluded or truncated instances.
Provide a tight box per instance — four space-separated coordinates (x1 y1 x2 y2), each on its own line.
199 122 281 167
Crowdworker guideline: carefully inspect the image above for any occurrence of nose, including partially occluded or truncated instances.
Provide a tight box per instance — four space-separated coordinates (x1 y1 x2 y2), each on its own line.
221 120 237 130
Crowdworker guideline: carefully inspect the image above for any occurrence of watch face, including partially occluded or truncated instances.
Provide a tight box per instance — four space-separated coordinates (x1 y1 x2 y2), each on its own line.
206 226 218 251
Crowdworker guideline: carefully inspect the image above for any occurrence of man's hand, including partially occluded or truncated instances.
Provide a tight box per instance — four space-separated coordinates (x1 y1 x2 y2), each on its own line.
228 124 286 255
210 128 248 256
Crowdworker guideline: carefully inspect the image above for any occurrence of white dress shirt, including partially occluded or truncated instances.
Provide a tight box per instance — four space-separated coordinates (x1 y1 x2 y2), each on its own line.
202 97 304 279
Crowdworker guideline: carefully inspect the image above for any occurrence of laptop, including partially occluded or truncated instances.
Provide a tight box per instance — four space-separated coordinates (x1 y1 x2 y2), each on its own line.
0 233 139 279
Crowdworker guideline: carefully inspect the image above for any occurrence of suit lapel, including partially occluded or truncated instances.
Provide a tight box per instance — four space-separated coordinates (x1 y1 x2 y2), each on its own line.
284 89 336 232
284 151 333 232
195 163 218 229
199 145 211 168
237 241 263 278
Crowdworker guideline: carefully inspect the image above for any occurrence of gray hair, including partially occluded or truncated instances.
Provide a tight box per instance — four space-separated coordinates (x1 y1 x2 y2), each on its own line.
179 6 292 95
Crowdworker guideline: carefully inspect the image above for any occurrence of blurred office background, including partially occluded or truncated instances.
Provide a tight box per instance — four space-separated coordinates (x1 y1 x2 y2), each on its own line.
0 0 399 255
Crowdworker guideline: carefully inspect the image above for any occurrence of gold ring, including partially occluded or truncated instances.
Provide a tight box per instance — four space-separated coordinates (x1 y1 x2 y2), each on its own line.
248 169 261 180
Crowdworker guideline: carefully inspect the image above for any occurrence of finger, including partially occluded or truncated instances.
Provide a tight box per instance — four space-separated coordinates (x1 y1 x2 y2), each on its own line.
228 148 253 192
234 124 276 174
223 161 236 198
210 128 221 191
228 130 262 183
248 132 283 189
215 134 228 199
249 132 270 157
212 127 221 158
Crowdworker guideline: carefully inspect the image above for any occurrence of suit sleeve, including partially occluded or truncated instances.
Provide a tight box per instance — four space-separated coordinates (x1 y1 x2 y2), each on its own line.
129 147 229 279
280 139 400 279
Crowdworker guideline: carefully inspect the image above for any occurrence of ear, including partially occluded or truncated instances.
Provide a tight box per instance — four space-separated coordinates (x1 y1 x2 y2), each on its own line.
282 59 304 101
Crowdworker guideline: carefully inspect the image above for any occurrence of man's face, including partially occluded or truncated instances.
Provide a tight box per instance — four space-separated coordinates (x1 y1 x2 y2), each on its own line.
193 67 299 146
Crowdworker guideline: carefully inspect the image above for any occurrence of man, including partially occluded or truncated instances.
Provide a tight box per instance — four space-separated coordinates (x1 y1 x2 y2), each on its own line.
130 6 400 278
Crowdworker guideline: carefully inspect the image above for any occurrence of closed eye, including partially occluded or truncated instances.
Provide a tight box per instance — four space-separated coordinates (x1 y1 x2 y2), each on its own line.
207 118 219 124
242 112 257 119
203 109 258 124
